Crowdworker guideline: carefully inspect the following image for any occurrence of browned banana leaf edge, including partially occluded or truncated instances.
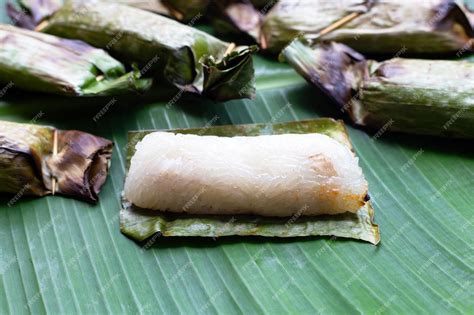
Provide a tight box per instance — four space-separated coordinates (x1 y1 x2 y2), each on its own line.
0 120 113 203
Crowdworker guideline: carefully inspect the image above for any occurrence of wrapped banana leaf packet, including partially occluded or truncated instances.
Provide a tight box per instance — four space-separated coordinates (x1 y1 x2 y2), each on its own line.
121 119 380 245
208 0 265 39
0 121 113 202
11 1 257 101
10 0 211 24
216 0 474 55
282 40 474 138
0 25 152 96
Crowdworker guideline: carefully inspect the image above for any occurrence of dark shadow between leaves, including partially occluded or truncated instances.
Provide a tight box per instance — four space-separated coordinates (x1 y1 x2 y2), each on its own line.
167 93 234 123
0 82 177 117
128 233 378 251
284 84 341 118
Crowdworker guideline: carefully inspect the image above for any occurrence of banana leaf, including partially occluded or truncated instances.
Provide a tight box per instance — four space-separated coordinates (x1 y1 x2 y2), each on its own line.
282 40 474 138
0 120 112 202
0 24 152 96
258 0 474 54
11 0 209 24
208 0 261 36
1 2 473 314
1 55 472 313
8 0 62 28
120 119 380 244
160 0 210 21
15 1 257 101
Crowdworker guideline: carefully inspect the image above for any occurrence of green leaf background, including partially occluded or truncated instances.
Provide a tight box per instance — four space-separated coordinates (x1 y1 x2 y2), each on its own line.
0 2 473 314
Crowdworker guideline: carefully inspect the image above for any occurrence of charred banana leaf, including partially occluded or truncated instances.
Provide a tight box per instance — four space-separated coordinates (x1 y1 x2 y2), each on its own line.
209 0 263 38
208 0 280 39
20 2 256 101
8 0 62 28
11 0 209 24
0 25 152 96
0 120 113 202
282 40 474 138
259 0 474 54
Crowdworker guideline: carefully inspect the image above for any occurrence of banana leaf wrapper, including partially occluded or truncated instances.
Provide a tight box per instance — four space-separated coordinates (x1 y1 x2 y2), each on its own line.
10 0 259 42
207 0 279 40
209 0 263 39
8 0 62 28
159 0 210 21
282 40 474 138
11 0 209 24
0 25 152 96
258 0 474 55
0 120 113 202
120 119 380 245
29 2 256 101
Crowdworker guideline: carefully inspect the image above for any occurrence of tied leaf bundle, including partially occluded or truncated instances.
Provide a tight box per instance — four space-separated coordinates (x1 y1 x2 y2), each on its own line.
282 40 474 138
21 1 257 101
0 120 113 203
0 25 152 96
121 119 380 245
232 0 474 55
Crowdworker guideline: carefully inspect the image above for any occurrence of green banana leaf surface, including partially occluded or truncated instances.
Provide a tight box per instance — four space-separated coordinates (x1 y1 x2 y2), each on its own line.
0 2 473 314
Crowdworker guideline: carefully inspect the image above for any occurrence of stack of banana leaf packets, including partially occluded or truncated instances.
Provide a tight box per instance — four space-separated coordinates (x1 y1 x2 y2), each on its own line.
276 0 474 138
5 0 258 100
